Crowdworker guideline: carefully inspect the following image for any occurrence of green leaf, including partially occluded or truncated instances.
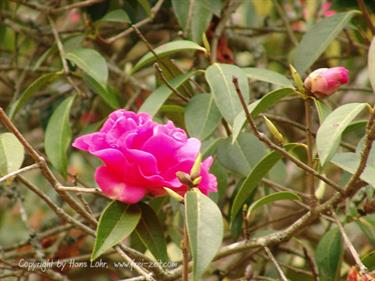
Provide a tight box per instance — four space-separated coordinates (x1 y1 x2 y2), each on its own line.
137 0 151 15
316 103 368 166
232 88 294 143
45 96 74 177
185 189 223 281
0 133 25 177
206 63 250 125
316 228 342 281
368 36 375 92
357 215 375 246
92 201 141 261
83 75 120 109
132 41 206 73
331 152 375 187
362 249 375 270
246 191 301 220
292 11 358 74
185 94 222 140
314 99 332 124
217 133 266 177
135 203 169 262
139 71 196 117
100 9 130 23
65 48 108 84
8 71 63 120
231 143 303 221
172 0 216 43
242 67 292 87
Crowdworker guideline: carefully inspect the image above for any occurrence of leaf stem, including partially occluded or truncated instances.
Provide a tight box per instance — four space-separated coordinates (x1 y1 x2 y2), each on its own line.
304 98 317 205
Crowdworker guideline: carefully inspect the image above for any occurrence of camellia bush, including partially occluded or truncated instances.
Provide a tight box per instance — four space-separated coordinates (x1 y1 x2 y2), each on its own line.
1 0 375 280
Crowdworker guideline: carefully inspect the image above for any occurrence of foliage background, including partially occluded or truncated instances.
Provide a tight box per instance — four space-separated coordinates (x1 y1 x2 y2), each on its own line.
0 0 375 281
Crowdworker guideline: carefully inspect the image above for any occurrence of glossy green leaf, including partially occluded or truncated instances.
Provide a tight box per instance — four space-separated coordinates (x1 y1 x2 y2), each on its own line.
292 11 358 74
137 0 151 15
45 96 74 177
314 99 332 124
185 94 222 139
217 133 266 177
316 228 342 281
65 48 108 84
84 75 120 109
0 133 24 177
231 143 303 221
246 191 301 220
92 201 141 261
8 71 63 120
185 189 223 281
139 71 196 117
132 41 206 72
232 88 294 143
368 36 375 92
242 67 292 87
331 152 375 187
206 63 249 125
100 9 130 23
172 0 218 43
135 203 169 262
362 249 375 270
317 103 368 166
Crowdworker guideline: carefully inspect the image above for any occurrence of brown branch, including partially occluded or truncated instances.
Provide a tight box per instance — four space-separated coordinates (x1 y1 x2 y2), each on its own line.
263 246 288 281
357 0 375 36
105 0 165 44
232 77 344 194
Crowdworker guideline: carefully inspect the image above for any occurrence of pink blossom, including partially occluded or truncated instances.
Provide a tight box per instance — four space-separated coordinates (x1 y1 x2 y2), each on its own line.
321 2 336 17
72 110 217 204
304 67 349 97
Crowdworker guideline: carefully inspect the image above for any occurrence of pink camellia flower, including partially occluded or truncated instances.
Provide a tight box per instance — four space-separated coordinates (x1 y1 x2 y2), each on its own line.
72 110 217 204
304 67 349 97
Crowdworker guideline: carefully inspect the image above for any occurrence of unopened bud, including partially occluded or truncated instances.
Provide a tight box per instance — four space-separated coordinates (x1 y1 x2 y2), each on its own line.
263 116 285 144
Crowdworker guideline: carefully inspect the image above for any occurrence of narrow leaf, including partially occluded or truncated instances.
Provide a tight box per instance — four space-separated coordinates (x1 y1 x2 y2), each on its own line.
316 103 367 166
242 67 292 87
65 48 108 84
185 189 223 281
84 75 120 109
0 133 24 177
331 152 375 187
139 71 195 117
206 63 249 125
232 88 294 143
100 9 130 23
316 228 342 281
135 203 169 262
217 133 266 177
292 11 358 74
246 191 301 220
185 93 222 140
45 96 74 177
132 41 206 73
314 99 332 124
8 72 63 119
231 143 304 221
92 201 141 260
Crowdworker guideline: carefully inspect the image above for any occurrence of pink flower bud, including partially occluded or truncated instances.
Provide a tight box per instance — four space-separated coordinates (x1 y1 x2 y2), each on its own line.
304 67 349 97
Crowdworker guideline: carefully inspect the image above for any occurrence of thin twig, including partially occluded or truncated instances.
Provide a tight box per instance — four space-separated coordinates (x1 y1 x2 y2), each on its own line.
331 211 368 274
304 98 317 205
357 0 375 36
263 246 288 281
271 0 298 46
154 63 189 102
232 77 344 194
105 0 165 44
0 163 39 184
